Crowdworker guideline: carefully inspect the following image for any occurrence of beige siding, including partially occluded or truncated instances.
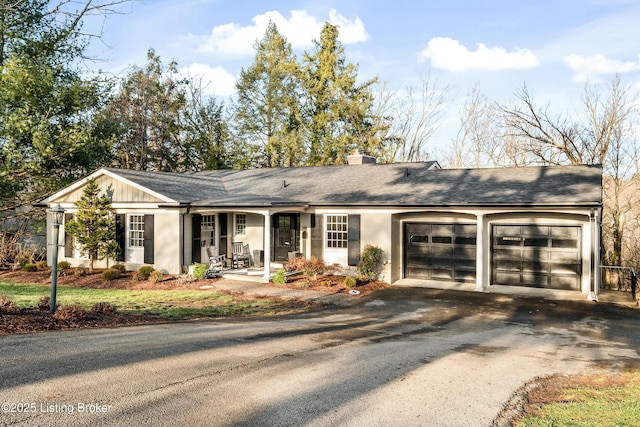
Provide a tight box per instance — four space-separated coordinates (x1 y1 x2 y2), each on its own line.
154 212 181 274
361 213 392 283
57 175 164 203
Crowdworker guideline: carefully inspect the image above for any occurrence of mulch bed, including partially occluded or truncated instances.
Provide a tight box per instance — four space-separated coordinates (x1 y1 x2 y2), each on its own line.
0 269 388 335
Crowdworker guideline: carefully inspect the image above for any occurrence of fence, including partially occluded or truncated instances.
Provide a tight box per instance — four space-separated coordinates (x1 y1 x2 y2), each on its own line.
601 265 637 301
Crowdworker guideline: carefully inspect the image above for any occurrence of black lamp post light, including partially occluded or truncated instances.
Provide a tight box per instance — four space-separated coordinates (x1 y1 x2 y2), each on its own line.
48 204 65 314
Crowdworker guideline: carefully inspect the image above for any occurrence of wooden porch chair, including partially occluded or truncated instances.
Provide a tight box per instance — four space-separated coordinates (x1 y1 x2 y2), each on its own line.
232 242 251 268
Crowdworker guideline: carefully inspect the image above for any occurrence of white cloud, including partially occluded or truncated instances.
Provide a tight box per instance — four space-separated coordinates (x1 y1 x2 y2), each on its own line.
193 9 367 56
418 37 539 72
179 63 237 97
563 53 640 82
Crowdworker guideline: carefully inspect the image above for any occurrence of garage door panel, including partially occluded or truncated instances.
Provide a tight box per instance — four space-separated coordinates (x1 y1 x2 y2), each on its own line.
492 224 581 290
524 237 549 247
521 249 549 260
551 226 579 238
522 261 549 273
550 263 581 275
523 225 549 235
429 257 454 268
550 275 580 289
495 259 520 271
551 238 579 248
431 246 453 257
554 251 580 261
494 248 521 259
404 222 476 283
496 271 520 284
454 246 475 257
495 225 521 236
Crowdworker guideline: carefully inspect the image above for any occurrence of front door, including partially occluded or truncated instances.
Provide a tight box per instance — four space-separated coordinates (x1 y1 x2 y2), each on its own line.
273 214 299 261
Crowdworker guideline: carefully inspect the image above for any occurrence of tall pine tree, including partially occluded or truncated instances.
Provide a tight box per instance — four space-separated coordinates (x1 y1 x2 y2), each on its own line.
302 23 385 165
64 179 119 271
232 21 304 168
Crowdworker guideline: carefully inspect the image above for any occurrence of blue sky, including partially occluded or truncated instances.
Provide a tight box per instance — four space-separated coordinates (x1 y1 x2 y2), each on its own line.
85 0 640 150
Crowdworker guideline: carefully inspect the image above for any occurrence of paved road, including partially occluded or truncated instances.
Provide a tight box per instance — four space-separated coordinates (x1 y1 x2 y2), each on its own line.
0 287 638 427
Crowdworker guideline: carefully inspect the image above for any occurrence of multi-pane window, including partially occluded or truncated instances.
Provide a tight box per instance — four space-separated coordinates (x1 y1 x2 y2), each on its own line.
201 215 215 247
326 215 348 248
129 215 144 247
235 214 246 235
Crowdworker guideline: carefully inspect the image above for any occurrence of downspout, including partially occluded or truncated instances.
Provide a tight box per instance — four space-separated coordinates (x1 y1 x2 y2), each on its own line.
181 207 190 274
588 208 599 302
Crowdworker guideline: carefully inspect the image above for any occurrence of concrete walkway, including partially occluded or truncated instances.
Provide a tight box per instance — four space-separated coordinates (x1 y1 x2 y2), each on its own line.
209 277 638 310
203 278 357 306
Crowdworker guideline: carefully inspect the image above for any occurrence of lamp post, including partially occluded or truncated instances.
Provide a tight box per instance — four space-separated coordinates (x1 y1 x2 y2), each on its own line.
49 204 64 314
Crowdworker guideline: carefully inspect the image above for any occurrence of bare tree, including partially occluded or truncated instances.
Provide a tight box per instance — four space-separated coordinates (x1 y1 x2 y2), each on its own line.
500 75 636 166
375 72 450 162
500 75 639 267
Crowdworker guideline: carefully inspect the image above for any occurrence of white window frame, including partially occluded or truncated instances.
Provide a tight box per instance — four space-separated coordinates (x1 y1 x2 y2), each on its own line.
129 215 145 248
201 215 215 247
235 213 246 236
326 214 348 249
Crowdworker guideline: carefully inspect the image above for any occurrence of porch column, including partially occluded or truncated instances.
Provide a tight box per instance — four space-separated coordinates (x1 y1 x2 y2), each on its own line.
475 213 485 292
263 212 271 279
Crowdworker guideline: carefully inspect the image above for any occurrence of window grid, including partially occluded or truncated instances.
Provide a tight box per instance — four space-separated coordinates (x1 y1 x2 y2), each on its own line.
202 215 215 247
326 215 348 249
235 214 246 235
129 215 144 247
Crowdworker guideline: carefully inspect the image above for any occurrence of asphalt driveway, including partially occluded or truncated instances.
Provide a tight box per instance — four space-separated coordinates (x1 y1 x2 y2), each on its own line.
0 287 638 427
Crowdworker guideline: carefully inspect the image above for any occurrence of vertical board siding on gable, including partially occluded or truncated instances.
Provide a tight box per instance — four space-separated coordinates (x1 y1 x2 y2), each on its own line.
58 175 164 203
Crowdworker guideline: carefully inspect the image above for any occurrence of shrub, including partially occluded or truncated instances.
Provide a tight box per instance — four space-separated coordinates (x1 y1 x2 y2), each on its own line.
357 244 384 280
111 264 127 273
101 268 121 282
0 294 17 312
344 276 357 288
321 279 333 287
192 263 208 280
35 261 48 270
285 256 339 279
54 305 89 321
272 269 287 285
91 302 118 315
37 296 51 311
74 267 88 277
22 263 38 272
149 269 164 283
57 261 72 276
133 265 155 281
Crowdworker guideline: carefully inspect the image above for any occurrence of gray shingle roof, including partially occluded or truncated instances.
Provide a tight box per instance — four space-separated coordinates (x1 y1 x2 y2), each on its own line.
105 163 603 208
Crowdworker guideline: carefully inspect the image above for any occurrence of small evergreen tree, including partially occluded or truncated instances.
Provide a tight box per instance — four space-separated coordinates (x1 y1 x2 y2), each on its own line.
64 178 119 271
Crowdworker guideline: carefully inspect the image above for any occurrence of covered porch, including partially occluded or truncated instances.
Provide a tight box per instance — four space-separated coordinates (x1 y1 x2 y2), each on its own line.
186 204 311 280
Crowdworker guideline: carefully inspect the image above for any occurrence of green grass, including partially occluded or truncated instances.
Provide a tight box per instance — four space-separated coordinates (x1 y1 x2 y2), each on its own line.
518 371 640 427
0 282 308 319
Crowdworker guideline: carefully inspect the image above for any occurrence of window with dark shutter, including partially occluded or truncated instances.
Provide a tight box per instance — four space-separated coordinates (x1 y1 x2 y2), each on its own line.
64 214 73 258
143 215 154 264
192 214 201 263
115 214 125 262
348 215 360 266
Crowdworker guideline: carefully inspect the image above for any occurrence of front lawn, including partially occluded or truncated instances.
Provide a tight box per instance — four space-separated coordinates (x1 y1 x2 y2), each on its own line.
0 280 322 335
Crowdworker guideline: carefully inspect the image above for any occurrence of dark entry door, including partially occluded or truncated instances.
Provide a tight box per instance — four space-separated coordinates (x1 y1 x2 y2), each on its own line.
273 214 299 261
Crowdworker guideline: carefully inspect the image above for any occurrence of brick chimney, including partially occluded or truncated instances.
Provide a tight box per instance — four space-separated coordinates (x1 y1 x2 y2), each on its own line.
347 149 377 165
